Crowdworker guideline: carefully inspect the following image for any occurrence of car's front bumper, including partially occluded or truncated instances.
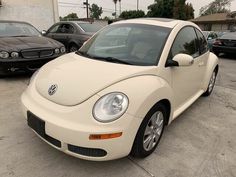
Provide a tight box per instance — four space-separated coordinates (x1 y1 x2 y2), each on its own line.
21 83 142 161
0 55 62 72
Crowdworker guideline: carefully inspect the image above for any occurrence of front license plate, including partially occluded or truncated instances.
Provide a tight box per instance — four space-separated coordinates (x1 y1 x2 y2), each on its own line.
27 111 45 137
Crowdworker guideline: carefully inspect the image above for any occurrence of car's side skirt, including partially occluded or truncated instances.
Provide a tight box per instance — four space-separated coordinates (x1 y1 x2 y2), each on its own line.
172 89 204 120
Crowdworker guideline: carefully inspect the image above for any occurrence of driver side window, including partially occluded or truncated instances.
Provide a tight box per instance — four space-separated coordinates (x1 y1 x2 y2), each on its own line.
170 27 199 59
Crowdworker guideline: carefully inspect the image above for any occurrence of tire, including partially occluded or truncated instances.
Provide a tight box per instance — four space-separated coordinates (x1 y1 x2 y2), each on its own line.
202 69 217 97
69 44 79 52
131 103 167 158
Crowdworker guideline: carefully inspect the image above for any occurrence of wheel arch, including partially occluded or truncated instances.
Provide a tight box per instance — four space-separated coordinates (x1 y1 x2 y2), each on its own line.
157 99 171 125
202 52 219 91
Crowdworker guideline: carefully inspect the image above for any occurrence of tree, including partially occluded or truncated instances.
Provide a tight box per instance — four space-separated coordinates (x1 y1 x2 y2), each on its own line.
118 0 121 16
200 0 232 16
147 0 174 18
119 10 145 19
173 0 194 20
147 0 194 20
60 13 79 21
89 3 103 19
113 0 118 18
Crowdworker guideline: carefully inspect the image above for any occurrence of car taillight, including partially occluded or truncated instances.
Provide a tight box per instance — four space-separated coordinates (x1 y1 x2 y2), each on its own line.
213 39 222 46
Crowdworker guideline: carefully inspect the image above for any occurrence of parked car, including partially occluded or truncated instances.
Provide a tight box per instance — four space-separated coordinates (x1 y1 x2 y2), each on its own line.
0 20 65 76
212 32 236 56
216 31 227 38
202 31 218 51
44 21 103 52
21 18 218 161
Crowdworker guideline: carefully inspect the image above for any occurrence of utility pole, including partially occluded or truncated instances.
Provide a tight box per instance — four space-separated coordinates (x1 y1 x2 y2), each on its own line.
137 0 139 10
83 0 89 19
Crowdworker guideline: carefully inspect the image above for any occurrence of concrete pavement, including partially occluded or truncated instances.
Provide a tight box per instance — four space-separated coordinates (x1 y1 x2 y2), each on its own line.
0 56 235 177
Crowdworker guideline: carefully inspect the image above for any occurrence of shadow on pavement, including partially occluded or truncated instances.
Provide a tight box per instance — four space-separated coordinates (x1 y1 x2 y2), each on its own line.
0 72 32 80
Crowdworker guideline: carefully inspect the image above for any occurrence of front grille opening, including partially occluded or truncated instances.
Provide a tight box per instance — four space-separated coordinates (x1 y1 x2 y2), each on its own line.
27 111 61 148
21 48 54 59
44 134 61 148
68 144 107 157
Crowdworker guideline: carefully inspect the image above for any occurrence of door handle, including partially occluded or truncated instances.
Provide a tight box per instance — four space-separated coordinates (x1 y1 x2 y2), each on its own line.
198 62 204 67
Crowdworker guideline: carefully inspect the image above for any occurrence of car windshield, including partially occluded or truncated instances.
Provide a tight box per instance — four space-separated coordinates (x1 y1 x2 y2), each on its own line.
78 23 171 66
0 22 40 37
78 23 103 33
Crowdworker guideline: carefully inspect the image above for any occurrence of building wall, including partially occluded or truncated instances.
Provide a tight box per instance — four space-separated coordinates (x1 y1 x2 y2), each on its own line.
0 0 59 31
94 20 108 27
212 24 228 31
196 23 231 31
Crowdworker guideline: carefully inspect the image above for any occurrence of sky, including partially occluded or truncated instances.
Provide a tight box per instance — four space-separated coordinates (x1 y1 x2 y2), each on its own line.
58 0 236 19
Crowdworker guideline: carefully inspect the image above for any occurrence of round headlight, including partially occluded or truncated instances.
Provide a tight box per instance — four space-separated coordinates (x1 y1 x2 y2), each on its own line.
60 46 66 53
93 92 129 123
0 51 9 59
11 52 19 58
55 48 60 54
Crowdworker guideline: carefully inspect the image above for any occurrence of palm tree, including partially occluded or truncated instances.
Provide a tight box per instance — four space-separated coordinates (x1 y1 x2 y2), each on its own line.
113 0 118 18
118 0 121 16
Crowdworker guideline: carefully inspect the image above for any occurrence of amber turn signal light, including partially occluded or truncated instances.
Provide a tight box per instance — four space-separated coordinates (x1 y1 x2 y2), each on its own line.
89 132 122 140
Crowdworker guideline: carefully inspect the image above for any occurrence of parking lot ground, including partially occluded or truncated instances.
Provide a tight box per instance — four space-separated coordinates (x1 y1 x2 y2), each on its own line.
0 56 236 177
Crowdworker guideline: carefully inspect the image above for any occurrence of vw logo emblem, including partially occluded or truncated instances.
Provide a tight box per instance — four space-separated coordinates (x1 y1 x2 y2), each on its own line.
48 84 58 96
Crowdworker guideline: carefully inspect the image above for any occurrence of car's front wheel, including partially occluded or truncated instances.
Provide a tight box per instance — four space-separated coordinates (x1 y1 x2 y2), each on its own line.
131 103 167 158
203 69 217 96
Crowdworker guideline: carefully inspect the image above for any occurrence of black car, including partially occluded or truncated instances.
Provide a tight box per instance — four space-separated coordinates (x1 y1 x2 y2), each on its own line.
0 20 66 76
44 21 103 52
212 32 236 56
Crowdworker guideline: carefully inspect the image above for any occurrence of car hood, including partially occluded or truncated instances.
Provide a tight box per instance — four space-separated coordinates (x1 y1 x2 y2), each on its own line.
35 53 157 106
0 36 62 51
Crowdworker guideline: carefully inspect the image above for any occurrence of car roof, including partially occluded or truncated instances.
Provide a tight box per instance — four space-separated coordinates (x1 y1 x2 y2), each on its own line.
58 21 90 24
0 20 31 25
113 18 188 28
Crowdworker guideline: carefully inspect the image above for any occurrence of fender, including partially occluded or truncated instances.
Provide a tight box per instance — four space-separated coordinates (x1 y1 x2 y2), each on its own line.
97 75 174 122
202 52 219 91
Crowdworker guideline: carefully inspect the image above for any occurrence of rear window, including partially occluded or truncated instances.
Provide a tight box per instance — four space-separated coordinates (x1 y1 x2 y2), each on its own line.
78 23 103 33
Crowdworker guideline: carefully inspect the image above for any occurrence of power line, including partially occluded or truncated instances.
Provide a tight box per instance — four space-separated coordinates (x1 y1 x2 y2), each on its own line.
58 1 146 11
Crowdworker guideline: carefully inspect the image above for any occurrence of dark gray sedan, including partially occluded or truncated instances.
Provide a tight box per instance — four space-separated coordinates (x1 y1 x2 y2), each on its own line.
0 21 65 76
212 32 236 56
44 21 103 52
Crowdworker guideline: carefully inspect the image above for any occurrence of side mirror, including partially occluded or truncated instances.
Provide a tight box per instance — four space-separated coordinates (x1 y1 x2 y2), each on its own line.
41 30 47 35
172 54 194 67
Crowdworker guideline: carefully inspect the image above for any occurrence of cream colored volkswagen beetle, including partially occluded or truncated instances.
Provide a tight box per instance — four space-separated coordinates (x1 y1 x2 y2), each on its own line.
21 18 218 161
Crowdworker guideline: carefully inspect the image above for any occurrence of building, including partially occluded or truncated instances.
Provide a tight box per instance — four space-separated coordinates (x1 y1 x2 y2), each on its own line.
0 0 59 31
191 11 236 31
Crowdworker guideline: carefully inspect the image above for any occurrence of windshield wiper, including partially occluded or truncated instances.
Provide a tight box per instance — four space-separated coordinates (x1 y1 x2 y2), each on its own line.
76 51 133 65
93 56 133 65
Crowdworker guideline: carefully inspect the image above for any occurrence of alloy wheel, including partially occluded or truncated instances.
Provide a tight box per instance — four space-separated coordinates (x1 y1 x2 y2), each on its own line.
143 111 164 151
